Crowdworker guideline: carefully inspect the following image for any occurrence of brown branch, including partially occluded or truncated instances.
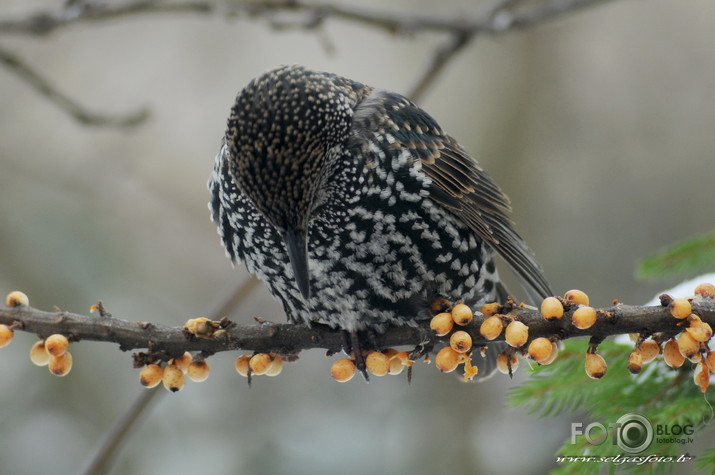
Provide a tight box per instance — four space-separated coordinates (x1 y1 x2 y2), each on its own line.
0 45 149 128
0 0 621 124
3 297 714 360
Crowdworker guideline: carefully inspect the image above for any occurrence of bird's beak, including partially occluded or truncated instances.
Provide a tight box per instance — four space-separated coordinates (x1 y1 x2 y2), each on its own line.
283 227 311 299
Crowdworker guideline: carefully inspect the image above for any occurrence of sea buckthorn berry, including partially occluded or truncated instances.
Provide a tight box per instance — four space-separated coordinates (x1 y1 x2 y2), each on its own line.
540 297 564 321
430 312 454 337
542 342 559 365
265 356 283 377
585 353 607 379
173 352 193 373
694 283 715 299
496 352 519 375
435 346 461 373
388 354 405 375
183 317 219 337
669 298 692 320
694 362 710 393
331 358 356 382
139 364 163 388
564 289 589 306
505 321 529 348
706 351 715 372
663 339 685 369
639 340 660 363
528 338 553 364
572 306 597 330
44 334 69 357
480 316 503 340
365 352 390 377
451 303 473 326
6 290 29 307
450 331 473 353
187 360 211 382
0 324 14 348
162 363 185 392
249 353 273 375
235 354 251 377
628 350 643 374
30 340 50 366
686 318 713 343
48 352 73 377
479 302 500 317
677 331 700 360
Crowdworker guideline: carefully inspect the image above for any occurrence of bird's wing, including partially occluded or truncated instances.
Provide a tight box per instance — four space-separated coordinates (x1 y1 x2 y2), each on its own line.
351 90 552 302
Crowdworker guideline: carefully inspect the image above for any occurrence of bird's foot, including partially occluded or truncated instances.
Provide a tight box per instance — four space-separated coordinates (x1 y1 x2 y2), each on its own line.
341 330 379 382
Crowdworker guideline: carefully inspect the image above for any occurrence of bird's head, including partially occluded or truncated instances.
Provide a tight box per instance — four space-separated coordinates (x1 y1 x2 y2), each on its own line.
224 65 366 298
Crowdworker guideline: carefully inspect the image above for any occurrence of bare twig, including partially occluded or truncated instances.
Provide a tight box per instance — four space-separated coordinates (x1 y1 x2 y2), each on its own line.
81 277 259 475
0 45 149 128
3 297 714 358
0 0 620 125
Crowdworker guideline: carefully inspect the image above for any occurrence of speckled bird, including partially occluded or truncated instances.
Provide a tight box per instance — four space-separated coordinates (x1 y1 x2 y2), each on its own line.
209 65 551 376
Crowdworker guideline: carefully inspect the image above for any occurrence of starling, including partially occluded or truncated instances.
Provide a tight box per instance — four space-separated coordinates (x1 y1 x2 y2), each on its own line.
209 65 551 378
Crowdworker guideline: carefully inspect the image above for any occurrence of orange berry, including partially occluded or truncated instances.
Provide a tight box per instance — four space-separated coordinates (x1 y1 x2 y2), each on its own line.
564 289 589 306
669 298 692 320
265 356 283 377
162 363 185 392
496 352 519 375
449 331 473 353
451 303 473 326
249 353 273 375
572 306 597 330
628 350 643 374
479 302 500 317
44 334 69 357
139 364 163 388
365 352 390 377
528 338 553 364
706 351 715 372
542 341 559 365
388 354 405 375
235 354 251 377
694 283 715 299
663 339 685 369
48 352 73 377
5 290 29 307
430 312 454 336
677 331 700 360
331 358 356 382
540 297 564 321
694 362 710 393
187 360 210 382
585 353 607 379
173 352 193 373
435 346 461 373
183 317 218 337
0 324 14 348
686 318 713 342
480 316 503 340
639 340 660 363
30 340 50 366
505 321 529 348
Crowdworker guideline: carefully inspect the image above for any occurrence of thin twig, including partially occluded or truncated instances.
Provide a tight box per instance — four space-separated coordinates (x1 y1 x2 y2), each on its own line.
0 45 149 127
81 277 258 475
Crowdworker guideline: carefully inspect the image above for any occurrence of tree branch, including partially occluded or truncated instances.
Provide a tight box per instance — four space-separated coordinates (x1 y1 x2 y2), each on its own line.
0 0 622 125
3 296 713 362
0 45 149 128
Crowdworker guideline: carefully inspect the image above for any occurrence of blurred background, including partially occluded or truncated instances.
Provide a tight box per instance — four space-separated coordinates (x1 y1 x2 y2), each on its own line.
1 0 714 473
